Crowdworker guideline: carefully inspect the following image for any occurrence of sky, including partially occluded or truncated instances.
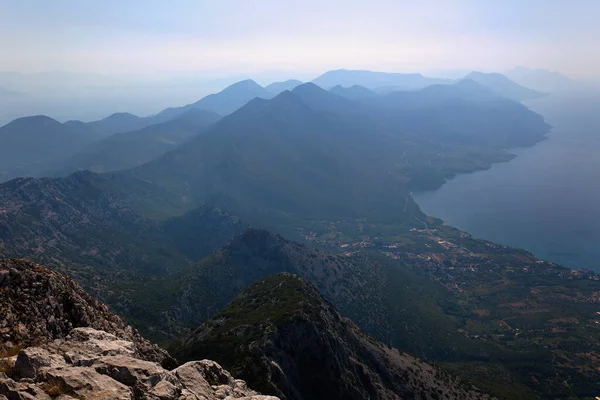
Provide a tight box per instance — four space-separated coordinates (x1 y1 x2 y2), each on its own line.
1 0 599 79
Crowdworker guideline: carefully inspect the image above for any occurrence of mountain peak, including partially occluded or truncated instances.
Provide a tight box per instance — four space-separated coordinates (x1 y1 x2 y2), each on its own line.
291 81 326 95
229 227 287 249
329 84 378 100
2 115 61 129
178 273 492 400
222 79 264 92
104 112 139 120
265 79 303 94
464 71 545 100
313 69 446 90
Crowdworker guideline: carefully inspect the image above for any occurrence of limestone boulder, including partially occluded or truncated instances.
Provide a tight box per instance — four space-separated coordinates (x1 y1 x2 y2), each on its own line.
1 329 279 400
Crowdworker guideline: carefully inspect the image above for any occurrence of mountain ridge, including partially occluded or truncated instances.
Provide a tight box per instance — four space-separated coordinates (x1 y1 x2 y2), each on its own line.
176 273 494 400
51 107 221 175
0 115 104 182
0 258 278 400
464 71 546 101
313 69 452 90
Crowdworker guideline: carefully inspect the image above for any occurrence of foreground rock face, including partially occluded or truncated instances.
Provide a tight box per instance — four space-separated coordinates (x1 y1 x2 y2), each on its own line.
0 327 278 400
0 259 173 368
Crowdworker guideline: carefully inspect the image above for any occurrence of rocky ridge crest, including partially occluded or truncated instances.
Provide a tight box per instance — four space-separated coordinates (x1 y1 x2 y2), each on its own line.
0 258 277 399
1 327 277 400
0 259 172 368
178 273 493 400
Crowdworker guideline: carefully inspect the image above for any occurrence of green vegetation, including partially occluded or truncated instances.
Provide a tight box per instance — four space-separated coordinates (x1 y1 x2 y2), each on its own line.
175 273 492 400
174 274 322 395
0 79 590 399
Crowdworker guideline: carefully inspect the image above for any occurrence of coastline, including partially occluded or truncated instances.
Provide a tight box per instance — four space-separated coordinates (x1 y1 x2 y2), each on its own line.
411 97 600 272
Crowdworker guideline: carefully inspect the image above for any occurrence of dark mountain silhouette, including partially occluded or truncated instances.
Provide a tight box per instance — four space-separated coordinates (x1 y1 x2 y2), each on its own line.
131 87 419 224
75 105 214 138
365 80 550 149
413 79 500 101
0 115 103 182
291 82 369 116
313 69 451 90
265 79 303 95
176 273 492 400
464 71 545 101
84 112 163 136
128 81 550 223
187 79 269 115
53 108 221 175
154 79 272 120
329 84 378 100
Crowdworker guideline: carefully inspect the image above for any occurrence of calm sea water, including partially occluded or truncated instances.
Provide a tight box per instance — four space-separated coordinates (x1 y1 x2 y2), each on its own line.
413 89 600 272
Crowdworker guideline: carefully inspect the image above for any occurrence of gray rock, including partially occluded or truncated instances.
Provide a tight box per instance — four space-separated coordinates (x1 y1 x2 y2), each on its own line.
0 259 175 368
91 354 177 391
0 377 52 400
53 328 136 367
1 329 278 400
172 361 216 399
173 360 272 400
45 366 132 399
14 347 66 379
145 380 181 399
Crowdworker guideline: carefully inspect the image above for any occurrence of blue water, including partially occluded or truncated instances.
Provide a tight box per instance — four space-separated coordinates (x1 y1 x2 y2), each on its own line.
413 90 600 272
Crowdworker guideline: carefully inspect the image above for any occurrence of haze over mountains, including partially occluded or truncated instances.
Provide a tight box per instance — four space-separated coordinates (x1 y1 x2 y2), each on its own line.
1 67 599 400
505 66 580 93
0 70 551 184
463 71 546 100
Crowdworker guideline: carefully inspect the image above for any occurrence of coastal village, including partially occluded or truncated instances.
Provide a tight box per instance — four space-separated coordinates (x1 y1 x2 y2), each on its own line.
301 223 600 350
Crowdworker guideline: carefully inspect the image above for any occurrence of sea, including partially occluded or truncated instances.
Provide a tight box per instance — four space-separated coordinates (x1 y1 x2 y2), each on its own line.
413 88 600 272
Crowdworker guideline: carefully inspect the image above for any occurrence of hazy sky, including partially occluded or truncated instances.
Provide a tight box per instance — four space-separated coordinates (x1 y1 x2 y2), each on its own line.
1 0 599 78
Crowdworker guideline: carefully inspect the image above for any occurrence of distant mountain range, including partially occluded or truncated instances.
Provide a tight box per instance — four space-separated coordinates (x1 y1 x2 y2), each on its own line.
0 78 300 181
0 115 102 182
464 71 546 101
329 84 379 100
0 69 546 183
505 66 577 93
131 81 548 218
264 79 303 94
315 69 547 101
53 108 221 175
152 78 303 120
313 69 452 90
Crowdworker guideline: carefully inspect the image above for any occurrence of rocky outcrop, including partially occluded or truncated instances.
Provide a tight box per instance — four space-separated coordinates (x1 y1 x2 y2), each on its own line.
0 327 278 400
0 259 174 368
0 259 277 399
176 274 493 400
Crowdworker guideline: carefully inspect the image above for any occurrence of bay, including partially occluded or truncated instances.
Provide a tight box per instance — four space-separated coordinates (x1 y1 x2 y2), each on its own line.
413 89 600 271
